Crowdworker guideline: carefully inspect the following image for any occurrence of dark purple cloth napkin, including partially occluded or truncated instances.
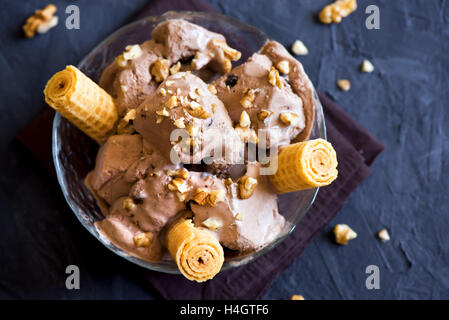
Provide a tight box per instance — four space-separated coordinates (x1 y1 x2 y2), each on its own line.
16 0 385 300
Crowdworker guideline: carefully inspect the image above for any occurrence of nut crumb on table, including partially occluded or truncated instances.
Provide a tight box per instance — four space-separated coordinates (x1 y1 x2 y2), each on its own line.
22 4 58 38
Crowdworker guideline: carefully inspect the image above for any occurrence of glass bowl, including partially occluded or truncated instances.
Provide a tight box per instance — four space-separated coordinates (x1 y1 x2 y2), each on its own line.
52 11 326 273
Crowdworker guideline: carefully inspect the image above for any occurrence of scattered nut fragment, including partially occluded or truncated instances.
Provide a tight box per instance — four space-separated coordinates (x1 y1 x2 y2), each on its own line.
122 197 136 211
377 229 390 242
193 188 225 207
334 224 357 245
337 79 351 91
257 109 273 122
240 89 256 109
319 0 357 24
169 62 181 75
156 107 170 117
155 115 164 124
133 232 153 248
276 60 290 74
150 59 170 82
168 177 191 194
268 66 283 89
238 175 258 199
202 217 223 230
291 40 309 56
159 88 167 96
290 295 305 300
361 59 375 73
117 109 137 134
173 117 186 128
234 125 258 144
235 213 243 221
165 96 178 109
239 111 251 128
23 4 58 38
116 45 143 67
187 102 211 119
208 84 217 95
279 111 299 126
211 39 242 72
175 192 187 202
166 168 189 180
186 123 200 137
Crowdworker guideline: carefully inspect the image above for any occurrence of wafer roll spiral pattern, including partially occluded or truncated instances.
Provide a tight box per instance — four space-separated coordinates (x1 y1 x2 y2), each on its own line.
167 218 224 282
270 139 338 193
44 65 118 144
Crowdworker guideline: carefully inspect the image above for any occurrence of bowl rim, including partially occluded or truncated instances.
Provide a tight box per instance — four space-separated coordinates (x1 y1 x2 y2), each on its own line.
52 10 326 274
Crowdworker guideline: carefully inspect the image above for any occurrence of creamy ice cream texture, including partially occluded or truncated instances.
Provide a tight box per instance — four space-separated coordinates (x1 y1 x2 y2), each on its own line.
88 19 315 262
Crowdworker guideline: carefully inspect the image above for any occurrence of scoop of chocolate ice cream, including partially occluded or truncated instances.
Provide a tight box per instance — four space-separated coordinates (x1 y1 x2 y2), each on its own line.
190 162 284 251
134 71 244 165
214 40 315 148
99 40 165 116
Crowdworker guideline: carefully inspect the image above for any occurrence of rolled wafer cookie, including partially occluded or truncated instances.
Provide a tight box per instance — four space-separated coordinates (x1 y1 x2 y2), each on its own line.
44 65 118 144
167 218 224 282
270 138 338 193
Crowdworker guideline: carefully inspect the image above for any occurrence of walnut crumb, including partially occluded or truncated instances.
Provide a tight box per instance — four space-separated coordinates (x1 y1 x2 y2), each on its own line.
291 40 309 55
133 232 153 248
23 4 58 38
334 224 357 245
238 175 258 199
319 0 357 24
337 79 351 91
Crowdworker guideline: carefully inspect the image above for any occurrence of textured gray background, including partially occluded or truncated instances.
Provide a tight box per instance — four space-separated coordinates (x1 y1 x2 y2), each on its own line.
1 0 448 299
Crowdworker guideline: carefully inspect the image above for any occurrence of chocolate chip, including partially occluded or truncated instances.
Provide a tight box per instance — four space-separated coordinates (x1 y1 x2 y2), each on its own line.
225 74 238 87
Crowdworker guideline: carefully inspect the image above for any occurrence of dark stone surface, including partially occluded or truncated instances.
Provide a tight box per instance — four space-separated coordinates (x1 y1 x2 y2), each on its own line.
1 0 448 299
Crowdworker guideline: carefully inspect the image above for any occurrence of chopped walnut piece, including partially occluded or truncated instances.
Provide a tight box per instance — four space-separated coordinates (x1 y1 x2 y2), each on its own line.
235 213 243 221
23 4 58 38
337 79 351 91
117 109 137 134
334 224 357 245
186 123 199 137
155 115 164 124
268 66 283 89
239 111 251 128
133 232 153 248
156 107 170 117
279 112 299 126
159 88 167 96
290 295 305 300
166 168 189 180
165 96 178 109
202 217 223 231
361 59 375 73
234 125 258 144
377 229 390 242
257 109 273 122
240 89 256 109
187 103 211 119
276 60 290 74
173 117 186 128
238 175 258 199
169 62 181 75
122 197 136 211
193 188 225 207
319 0 357 24
116 45 143 67
291 40 309 55
208 84 217 95
168 177 191 194
150 59 170 82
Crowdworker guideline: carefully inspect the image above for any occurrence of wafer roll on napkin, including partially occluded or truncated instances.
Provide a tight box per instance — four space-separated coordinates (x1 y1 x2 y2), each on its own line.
167 217 224 282
270 138 338 193
44 65 118 144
